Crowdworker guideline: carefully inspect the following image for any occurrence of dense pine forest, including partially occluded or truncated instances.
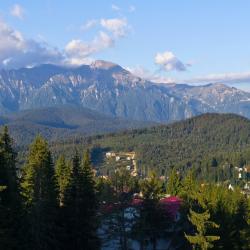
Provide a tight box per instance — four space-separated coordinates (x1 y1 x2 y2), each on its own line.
46 113 250 184
0 124 250 249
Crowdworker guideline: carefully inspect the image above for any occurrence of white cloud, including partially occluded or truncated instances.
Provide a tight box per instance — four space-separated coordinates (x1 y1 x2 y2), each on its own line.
111 4 120 12
68 17 130 65
100 18 128 38
80 19 98 31
0 20 64 68
65 31 114 65
81 18 130 38
126 66 175 84
0 13 130 68
185 71 250 84
0 17 128 68
155 51 188 71
10 4 25 19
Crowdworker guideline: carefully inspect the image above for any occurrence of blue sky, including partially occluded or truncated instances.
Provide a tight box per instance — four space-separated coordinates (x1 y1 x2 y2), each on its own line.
0 0 250 90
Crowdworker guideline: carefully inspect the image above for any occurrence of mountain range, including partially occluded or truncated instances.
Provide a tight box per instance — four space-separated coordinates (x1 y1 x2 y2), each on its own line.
1 60 250 123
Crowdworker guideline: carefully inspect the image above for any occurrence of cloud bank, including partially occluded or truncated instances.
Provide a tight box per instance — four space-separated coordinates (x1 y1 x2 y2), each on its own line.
0 15 129 68
185 72 250 84
65 31 114 65
100 18 128 38
0 20 64 68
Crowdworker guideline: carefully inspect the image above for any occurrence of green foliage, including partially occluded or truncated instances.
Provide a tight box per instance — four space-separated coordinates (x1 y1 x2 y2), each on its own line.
47 113 250 184
0 126 21 250
96 177 115 203
21 136 56 206
1 123 250 249
185 209 220 250
132 172 168 250
20 135 58 250
180 174 250 250
141 171 163 200
111 167 133 194
55 155 72 206
166 168 182 196
62 150 100 250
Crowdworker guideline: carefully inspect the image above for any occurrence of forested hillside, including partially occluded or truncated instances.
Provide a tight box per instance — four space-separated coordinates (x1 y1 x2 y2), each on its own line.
50 113 250 180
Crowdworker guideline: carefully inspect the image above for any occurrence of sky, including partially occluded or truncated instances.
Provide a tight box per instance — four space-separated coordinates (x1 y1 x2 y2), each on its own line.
0 0 250 91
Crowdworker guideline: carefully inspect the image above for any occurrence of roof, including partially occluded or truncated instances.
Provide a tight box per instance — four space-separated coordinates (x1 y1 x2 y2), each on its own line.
159 196 182 218
100 196 182 219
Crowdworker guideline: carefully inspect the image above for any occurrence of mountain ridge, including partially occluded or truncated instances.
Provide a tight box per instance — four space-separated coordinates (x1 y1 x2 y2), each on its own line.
1 60 250 122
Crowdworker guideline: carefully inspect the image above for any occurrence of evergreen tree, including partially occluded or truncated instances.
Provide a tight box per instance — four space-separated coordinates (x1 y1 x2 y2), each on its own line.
63 149 100 250
101 168 134 250
80 149 99 249
133 172 167 250
167 168 182 196
0 126 21 250
55 155 72 206
185 209 220 250
230 198 250 250
20 136 58 250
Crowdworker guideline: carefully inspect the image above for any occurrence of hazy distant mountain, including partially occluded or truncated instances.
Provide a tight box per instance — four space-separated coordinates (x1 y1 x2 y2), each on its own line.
0 105 152 146
1 60 250 122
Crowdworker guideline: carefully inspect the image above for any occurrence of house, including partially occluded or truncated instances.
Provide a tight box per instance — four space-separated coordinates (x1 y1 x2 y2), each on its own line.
159 196 182 222
106 152 116 158
106 152 112 158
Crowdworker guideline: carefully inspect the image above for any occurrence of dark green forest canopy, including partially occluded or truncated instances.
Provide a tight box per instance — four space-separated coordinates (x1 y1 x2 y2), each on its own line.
41 113 250 175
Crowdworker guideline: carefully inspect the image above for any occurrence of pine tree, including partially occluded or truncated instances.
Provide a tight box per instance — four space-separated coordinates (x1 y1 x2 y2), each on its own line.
133 172 167 250
80 149 99 249
55 155 72 206
180 169 201 210
102 168 133 250
230 198 250 249
0 126 21 250
167 168 182 196
20 135 58 250
63 149 100 250
185 209 220 250
141 171 162 200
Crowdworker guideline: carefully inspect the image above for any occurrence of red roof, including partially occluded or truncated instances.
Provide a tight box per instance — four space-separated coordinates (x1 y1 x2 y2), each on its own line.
100 196 182 219
159 196 182 218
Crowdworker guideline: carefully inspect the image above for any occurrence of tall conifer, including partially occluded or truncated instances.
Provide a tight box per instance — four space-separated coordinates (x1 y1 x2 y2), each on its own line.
21 135 58 250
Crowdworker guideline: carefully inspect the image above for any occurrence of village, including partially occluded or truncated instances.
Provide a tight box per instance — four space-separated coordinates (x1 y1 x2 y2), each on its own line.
97 151 138 177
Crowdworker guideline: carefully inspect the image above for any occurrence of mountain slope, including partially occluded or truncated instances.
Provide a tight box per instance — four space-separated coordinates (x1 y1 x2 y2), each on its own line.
1 60 250 122
0 105 153 146
51 113 250 174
